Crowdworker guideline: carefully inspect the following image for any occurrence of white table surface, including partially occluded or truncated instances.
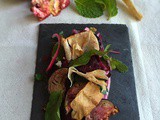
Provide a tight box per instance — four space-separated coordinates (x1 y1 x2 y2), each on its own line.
0 0 159 120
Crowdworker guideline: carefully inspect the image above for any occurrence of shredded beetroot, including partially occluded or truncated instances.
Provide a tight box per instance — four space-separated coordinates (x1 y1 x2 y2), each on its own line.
77 56 106 72
71 27 89 35
97 57 110 72
46 34 61 72
96 57 111 99
84 27 90 31
96 32 104 51
72 29 80 35
110 50 120 54
104 77 111 99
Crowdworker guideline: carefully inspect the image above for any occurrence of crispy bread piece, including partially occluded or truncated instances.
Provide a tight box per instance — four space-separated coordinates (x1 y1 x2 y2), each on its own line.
61 31 99 61
70 82 103 120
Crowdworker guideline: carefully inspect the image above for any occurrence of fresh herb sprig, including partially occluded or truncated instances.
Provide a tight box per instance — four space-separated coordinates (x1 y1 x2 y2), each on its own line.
75 0 118 19
45 91 63 120
70 45 128 73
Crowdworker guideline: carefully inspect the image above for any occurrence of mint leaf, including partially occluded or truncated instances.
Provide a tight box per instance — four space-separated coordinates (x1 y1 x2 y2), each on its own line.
45 91 63 120
95 0 107 10
110 58 128 73
104 44 111 52
110 59 116 70
69 49 107 67
105 0 118 19
95 0 118 19
75 0 103 18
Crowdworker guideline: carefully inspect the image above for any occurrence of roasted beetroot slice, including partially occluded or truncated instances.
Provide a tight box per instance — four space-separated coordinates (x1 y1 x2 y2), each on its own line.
46 34 61 72
48 68 68 93
86 100 119 120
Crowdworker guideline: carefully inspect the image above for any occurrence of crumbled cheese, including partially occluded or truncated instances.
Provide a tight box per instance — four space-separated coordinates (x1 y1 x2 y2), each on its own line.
55 61 62 68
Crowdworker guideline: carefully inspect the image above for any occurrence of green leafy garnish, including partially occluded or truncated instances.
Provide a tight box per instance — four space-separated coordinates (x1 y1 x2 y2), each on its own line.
101 87 108 95
75 0 104 18
69 49 107 67
110 58 128 73
75 0 118 19
105 0 118 19
45 91 63 120
35 73 43 81
95 0 118 19
69 45 128 73
59 31 64 36
35 73 48 81
104 44 111 52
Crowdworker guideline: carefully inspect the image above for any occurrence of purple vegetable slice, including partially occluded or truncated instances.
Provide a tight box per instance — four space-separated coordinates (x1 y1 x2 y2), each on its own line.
46 34 61 72
48 68 68 93
86 100 119 120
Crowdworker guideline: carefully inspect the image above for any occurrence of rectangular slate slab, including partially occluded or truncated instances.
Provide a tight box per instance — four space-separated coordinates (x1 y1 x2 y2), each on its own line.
30 24 139 120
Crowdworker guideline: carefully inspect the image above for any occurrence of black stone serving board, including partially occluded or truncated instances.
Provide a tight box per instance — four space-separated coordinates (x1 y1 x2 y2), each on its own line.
30 24 139 120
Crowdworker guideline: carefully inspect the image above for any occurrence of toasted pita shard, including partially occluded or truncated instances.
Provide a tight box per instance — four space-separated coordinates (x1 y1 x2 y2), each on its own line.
71 82 104 120
68 67 108 93
61 30 99 61
61 37 72 61
122 0 143 21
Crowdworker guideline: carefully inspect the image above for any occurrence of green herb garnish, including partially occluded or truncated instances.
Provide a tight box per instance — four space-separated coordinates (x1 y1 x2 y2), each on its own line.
104 44 111 52
35 73 43 81
110 58 128 73
75 0 118 19
45 91 63 120
75 0 104 18
69 49 107 67
69 45 128 73
95 0 118 19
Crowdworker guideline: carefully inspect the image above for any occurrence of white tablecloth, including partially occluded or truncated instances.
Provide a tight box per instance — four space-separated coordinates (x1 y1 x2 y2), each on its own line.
0 0 159 120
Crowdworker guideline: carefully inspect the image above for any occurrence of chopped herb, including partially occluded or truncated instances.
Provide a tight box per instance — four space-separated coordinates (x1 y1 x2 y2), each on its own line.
104 44 111 52
35 73 43 81
34 73 48 81
59 31 64 36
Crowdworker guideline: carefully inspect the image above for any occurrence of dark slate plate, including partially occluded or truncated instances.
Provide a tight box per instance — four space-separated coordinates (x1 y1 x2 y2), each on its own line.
30 24 139 120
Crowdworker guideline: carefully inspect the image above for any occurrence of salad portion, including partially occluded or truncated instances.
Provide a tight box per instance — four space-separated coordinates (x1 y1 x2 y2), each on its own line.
37 27 128 120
